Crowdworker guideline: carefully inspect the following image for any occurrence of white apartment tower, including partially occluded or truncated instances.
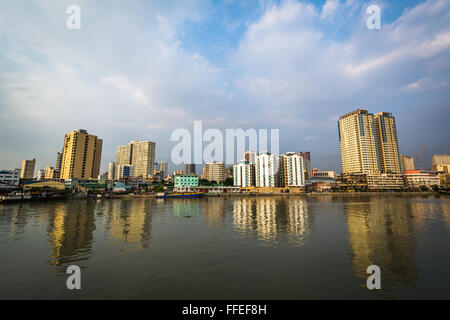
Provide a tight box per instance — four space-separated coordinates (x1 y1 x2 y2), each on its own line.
255 152 278 187
278 152 306 187
233 160 255 187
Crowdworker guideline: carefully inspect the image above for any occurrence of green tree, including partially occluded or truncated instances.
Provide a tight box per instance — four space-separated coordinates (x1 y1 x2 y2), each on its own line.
224 177 234 186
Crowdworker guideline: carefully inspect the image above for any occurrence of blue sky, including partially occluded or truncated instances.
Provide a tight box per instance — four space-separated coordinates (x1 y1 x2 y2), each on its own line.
0 0 449 173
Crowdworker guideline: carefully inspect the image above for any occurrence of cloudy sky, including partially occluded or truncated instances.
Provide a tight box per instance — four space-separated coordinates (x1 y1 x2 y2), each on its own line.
0 0 449 174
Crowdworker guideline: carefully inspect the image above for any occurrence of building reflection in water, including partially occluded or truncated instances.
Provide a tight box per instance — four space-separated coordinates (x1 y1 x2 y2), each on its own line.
103 199 153 250
233 196 311 246
173 199 199 218
345 197 417 287
47 201 95 267
203 198 224 227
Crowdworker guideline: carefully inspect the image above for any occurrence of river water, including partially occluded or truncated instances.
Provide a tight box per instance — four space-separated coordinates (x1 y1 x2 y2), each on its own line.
0 194 449 299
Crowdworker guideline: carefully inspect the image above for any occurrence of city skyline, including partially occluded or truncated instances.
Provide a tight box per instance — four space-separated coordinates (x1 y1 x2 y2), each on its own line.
1 0 449 172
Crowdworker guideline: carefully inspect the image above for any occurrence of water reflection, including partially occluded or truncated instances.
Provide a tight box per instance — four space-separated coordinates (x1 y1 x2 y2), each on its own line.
345 197 417 287
232 197 311 246
47 201 95 267
103 199 153 249
173 199 199 218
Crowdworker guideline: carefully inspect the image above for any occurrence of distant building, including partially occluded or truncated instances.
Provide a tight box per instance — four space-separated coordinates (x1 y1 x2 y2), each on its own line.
108 162 116 180
400 155 415 173
116 140 156 178
255 152 277 187
159 161 168 178
173 170 183 176
37 169 46 181
116 165 133 180
0 169 20 186
184 163 196 176
403 170 440 189
225 165 233 179
431 155 450 188
278 152 305 187
204 161 225 182
244 151 257 164
20 158 36 179
233 160 255 187
60 129 103 180
298 151 311 179
44 166 59 179
367 174 404 190
55 152 63 172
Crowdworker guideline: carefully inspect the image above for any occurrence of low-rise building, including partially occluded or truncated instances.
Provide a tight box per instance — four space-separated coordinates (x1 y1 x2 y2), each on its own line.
0 169 20 186
311 169 336 179
403 170 440 189
306 177 337 192
337 173 368 190
174 175 199 188
367 174 404 190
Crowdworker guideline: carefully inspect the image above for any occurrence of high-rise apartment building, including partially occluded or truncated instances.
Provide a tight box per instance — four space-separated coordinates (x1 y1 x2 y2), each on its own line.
44 166 58 179
233 160 255 187
20 158 36 179
184 163 196 176
116 141 155 178
278 152 305 187
255 152 277 187
60 129 103 180
374 112 401 174
298 151 311 179
338 109 381 174
204 162 225 182
159 161 168 178
400 155 415 173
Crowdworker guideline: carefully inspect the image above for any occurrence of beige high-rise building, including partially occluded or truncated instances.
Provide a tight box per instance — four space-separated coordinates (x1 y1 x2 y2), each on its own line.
400 155 415 173
45 166 59 179
60 129 103 180
20 158 36 179
116 141 155 178
338 109 380 174
205 161 225 182
374 112 401 174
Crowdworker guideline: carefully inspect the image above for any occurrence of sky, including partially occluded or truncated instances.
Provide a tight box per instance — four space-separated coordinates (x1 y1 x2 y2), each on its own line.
0 0 449 174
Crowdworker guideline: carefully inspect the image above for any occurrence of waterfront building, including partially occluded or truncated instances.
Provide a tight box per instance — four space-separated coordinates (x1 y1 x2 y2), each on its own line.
367 174 404 190
374 112 401 174
338 109 380 174
0 169 20 186
233 160 255 187
184 163 196 176
255 152 277 187
37 169 45 181
159 161 168 178
312 169 336 179
403 170 440 189
306 177 337 192
60 129 103 180
116 141 155 178
337 173 368 190
244 151 257 164
20 158 36 179
278 152 305 187
400 155 415 173
174 175 199 188
204 161 225 182
432 155 450 188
